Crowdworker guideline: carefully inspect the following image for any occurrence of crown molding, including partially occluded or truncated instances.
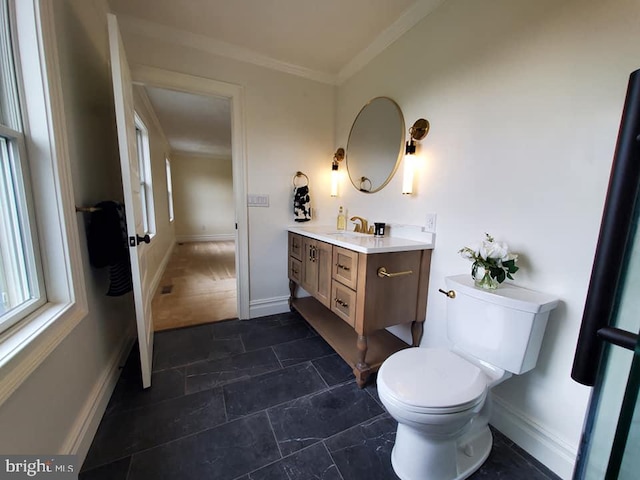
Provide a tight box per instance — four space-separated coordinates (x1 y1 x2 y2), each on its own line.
115 1 443 87
117 15 338 85
338 0 445 83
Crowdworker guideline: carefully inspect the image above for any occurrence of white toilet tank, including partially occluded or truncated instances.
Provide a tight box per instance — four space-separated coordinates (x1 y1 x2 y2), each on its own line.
444 275 559 374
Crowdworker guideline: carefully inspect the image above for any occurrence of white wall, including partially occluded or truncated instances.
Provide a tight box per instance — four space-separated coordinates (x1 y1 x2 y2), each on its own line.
118 28 336 312
172 153 235 241
335 0 640 477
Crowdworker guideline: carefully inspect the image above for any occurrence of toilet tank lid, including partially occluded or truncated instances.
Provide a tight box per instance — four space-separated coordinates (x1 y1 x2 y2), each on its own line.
445 275 559 313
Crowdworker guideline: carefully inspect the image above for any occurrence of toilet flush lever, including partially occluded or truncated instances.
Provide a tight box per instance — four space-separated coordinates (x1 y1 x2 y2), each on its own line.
438 288 456 299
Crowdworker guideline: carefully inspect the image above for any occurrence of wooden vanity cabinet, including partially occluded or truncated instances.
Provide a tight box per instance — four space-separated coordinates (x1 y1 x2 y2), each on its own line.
288 231 431 387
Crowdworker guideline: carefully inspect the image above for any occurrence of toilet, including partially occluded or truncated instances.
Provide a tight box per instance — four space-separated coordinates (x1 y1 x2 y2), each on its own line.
377 274 558 480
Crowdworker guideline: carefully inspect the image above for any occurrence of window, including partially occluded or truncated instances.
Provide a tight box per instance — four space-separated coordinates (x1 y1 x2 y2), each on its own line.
0 0 44 334
165 156 174 222
0 0 88 404
134 113 155 235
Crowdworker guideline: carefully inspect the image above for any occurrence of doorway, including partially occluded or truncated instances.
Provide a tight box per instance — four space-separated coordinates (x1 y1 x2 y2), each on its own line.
132 66 250 323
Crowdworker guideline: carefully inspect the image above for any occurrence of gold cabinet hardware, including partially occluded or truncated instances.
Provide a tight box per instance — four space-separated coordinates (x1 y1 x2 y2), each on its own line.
377 267 413 278
335 298 349 308
438 288 456 299
337 263 350 271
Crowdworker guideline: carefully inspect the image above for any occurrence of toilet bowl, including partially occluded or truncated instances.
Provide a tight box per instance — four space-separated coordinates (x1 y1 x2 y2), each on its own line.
378 348 499 480
377 275 559 480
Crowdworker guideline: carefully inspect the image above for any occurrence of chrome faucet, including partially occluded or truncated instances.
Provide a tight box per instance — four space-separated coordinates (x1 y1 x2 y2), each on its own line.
350 216 374 234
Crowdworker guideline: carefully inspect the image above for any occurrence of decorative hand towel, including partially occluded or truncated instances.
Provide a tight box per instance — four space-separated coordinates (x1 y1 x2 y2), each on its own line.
87 200 133 296
293 185 312 222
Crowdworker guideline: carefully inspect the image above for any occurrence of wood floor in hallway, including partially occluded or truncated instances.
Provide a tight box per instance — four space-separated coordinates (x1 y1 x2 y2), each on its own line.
152 241 237 331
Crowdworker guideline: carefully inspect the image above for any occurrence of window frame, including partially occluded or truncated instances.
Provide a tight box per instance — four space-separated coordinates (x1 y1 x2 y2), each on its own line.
0 123 46 332
134 112 155 236
0 0 88 406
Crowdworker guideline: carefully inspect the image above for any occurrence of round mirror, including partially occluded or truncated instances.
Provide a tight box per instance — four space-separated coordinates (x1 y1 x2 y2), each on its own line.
346 97 405 193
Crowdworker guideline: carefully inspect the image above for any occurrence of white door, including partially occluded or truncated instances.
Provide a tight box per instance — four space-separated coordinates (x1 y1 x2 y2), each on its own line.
107 14 154 388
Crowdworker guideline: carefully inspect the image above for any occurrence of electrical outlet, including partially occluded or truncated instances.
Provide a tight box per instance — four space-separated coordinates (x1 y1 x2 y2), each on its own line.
424 213 437 233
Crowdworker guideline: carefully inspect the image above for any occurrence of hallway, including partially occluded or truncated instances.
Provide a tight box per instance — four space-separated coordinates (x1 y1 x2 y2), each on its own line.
152 241 237 331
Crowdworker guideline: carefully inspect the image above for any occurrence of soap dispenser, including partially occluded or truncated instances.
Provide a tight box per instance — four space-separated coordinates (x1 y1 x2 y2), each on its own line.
337 206 346 230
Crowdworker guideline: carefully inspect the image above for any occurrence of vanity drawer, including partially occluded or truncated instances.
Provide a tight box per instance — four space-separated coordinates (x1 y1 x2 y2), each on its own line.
289 232 303 261
333 247 358 290
331 281 357 327
289 257 302 283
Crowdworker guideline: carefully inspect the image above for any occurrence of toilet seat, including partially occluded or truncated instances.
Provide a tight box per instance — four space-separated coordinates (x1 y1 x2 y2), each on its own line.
378 348 490 414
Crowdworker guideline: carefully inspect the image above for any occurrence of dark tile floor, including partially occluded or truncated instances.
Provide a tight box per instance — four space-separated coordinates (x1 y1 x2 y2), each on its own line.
81 312 560 480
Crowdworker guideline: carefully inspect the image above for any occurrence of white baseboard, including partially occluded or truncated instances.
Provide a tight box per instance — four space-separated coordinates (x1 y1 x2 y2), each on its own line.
176 234 235 243
249 296 290 318
61 326 135 464
490 394 577 479
150 241 175 297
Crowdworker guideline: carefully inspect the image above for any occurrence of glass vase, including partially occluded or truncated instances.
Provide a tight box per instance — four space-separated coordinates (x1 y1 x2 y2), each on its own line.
473 266 499 290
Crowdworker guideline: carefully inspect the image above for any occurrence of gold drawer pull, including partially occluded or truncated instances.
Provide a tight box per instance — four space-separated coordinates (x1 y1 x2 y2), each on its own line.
335 298 349 308
337 263 350 271
377 267 413 278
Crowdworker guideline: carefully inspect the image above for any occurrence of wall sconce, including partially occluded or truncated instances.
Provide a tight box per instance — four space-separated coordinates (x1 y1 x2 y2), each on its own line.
402 119 430 195
331 147 345 197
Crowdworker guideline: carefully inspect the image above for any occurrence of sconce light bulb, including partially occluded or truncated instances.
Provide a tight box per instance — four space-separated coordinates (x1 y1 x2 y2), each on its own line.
331 165 339 197
402 154 414 195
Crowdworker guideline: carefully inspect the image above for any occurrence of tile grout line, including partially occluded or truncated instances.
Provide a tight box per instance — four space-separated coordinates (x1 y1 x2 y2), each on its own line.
321 440 346 480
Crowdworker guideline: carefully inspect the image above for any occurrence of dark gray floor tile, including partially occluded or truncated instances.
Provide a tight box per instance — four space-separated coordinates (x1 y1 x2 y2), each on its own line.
224 362 326 419
326 414 398 480
275 311 309 327
185 348 281 393
83 388 226 470
273 336 335 367
268 382 384 456
470 439 549 479
106 367 185 416
154 334 244 371
248 442 341 480
127 412 280 480
79 457 130 480
312 354 354 386
242 322 315 351
211 318 282 339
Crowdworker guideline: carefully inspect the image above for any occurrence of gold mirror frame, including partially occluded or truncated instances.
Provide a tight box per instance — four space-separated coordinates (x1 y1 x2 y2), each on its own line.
346 97 405 194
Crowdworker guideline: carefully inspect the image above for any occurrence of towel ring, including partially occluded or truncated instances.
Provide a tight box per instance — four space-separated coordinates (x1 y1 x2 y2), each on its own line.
359 176 372 192
293 171 309 188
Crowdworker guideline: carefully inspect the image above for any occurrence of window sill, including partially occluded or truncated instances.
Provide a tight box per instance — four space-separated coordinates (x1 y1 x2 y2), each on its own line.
0 300 87 407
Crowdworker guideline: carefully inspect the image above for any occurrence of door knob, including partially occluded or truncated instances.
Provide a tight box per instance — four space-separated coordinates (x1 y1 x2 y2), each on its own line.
129 234 151 246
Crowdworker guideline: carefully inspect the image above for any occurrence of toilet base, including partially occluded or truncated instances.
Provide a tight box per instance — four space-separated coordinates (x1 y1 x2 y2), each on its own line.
390 425 493 480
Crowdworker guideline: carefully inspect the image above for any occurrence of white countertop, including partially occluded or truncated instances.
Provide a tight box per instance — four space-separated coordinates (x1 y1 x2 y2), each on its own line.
288 225 434 254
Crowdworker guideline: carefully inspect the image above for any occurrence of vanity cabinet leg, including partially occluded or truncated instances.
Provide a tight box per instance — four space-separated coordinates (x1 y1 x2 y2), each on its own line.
288 280 298 311
355 335 371 388
411 320 424 347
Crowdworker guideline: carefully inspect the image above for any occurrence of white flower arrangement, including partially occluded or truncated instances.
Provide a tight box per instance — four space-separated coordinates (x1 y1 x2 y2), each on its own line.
459 233 519 288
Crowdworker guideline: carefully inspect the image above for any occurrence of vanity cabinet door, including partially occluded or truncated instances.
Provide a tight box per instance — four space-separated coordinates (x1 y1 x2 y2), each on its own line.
331 281 357 327
300 238 332 308
301 237 317 294
315 241 332 308
333 247 358 290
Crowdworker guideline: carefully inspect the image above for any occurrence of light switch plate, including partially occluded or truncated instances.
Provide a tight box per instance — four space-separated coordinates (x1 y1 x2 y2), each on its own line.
248 194 270 207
